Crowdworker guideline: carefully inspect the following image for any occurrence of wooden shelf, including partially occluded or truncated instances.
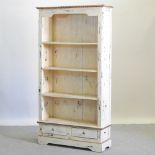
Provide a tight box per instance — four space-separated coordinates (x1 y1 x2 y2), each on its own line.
38 118 99 129
42 67 97 73
42 41 97 46
42 92 97 101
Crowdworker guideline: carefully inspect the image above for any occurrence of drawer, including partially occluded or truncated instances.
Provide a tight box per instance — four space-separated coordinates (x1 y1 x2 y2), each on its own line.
72 128 98 139
101 127 111 141
41 125 69 136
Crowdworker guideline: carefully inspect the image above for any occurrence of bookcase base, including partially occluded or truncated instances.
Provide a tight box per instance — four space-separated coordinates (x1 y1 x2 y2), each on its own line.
38 136 111 152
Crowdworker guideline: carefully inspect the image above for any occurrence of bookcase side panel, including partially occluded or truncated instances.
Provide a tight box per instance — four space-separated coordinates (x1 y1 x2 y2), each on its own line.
97 8 112 128
39 14 54 121
38 11 43 121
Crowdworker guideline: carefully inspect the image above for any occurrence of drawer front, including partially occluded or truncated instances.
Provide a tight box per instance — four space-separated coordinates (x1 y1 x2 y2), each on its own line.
41 125 68 136
101 127 111 141
72 128 98 139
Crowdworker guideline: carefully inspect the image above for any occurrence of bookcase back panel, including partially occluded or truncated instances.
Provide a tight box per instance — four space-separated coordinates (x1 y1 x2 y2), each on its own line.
41 70 97 96
42 97 97 124
41 45 97 70
53 45 97 69
52 14 98 42
52 71 97 96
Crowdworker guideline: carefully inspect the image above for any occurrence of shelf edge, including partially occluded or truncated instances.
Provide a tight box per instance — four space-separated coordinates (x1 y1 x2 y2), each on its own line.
42 92 97 101
37 120 111 130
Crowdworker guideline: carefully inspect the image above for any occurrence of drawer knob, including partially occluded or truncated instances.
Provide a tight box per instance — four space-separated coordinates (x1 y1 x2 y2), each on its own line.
82 131 85 135
51 128 54 131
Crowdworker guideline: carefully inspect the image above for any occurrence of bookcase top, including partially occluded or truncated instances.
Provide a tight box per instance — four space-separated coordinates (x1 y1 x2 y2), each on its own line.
37 4 113 9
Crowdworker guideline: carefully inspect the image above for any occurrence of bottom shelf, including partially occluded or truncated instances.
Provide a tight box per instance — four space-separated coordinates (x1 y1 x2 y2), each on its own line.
38 118 98 129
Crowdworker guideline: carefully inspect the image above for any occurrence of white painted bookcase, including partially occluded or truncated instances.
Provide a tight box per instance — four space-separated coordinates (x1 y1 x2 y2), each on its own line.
37 5 112 152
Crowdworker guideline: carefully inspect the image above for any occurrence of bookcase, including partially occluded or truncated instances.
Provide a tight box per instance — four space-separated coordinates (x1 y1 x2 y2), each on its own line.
37 5 112 152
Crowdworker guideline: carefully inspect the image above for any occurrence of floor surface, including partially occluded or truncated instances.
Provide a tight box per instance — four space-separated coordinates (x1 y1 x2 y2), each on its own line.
0 125 154 155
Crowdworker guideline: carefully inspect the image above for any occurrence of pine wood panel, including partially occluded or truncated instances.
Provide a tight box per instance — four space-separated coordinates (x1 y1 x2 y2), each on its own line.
52 14 98 42
52 71 97 96
41 97 97 124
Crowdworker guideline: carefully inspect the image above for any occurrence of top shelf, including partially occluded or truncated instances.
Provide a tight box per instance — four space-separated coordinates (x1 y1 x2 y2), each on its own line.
42 41 97 46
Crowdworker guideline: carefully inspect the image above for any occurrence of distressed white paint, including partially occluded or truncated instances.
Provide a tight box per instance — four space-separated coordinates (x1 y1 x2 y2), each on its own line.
38 5 112 152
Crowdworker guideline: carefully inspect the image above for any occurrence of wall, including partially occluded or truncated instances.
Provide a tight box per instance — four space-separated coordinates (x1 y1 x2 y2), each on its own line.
112 0 155 124
0 0 154 125
0 0 38 125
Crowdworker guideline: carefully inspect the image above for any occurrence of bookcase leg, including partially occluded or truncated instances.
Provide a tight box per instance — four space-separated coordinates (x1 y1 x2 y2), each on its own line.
89 140 112 152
